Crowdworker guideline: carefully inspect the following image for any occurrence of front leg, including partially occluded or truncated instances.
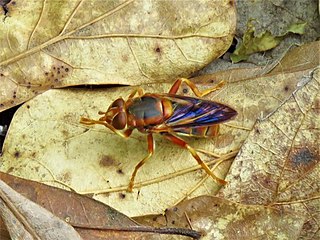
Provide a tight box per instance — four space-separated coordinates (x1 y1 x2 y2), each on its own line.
127 87 144 99
80 117 133 138
127 133 155 192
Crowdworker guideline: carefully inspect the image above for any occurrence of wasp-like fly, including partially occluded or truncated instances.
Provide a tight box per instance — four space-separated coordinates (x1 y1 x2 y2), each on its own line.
80 78 237 192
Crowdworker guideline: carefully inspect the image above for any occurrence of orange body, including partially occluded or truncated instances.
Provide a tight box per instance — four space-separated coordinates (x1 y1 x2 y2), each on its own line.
80 78 237 191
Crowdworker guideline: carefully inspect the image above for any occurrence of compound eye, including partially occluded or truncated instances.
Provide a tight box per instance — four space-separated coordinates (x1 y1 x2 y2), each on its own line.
111 98 124 108
112 112 126 130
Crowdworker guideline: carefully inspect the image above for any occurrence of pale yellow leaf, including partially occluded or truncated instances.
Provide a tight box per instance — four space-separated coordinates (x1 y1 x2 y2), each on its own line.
0 0 236 111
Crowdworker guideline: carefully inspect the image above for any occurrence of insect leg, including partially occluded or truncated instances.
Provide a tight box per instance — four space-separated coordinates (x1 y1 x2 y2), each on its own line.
162 133 227 185
80 117 133 138
169 78 225 97
128 87 144 99
127 133 154 192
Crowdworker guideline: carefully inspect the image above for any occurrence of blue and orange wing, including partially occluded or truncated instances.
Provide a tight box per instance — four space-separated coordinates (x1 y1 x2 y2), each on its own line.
164 95 237 128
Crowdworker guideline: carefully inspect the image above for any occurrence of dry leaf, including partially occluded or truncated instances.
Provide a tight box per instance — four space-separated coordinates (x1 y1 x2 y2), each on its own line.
1 42 318 216
0 172 201 240
219 68 320 239
0 0 236 112
0 75 304 216
0 179 83 240
135 196 306 240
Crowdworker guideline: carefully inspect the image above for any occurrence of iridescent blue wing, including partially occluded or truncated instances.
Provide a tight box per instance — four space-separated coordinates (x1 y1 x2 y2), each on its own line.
163 95 237 127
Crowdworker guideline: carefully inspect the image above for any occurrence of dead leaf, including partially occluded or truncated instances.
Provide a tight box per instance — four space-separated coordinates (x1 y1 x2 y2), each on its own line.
0 172 201 239
0 0 236 112
135 196 306 240
219 68 320 239
0 178 83 240
0 42 318 217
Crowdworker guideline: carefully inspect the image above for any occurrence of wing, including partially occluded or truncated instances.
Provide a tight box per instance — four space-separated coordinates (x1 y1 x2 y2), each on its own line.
163 95 237 128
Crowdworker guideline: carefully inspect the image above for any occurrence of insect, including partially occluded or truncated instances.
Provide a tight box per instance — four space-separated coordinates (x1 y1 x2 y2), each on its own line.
80 78 237 192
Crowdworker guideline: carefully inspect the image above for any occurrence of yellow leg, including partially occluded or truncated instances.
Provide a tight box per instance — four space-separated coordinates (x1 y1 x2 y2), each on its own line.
169 78 225 97
80 117 132 138
128 87 144 99
163 133 227 185
127 133 154 192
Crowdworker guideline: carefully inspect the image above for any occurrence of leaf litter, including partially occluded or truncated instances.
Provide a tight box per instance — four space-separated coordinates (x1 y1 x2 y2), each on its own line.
1 42 318 217
0 0 236 112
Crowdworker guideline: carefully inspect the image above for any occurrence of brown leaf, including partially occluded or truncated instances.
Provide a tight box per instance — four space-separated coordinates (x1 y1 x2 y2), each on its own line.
135 196 306 240
0 42 318 217
0 178 83 240
0 172 138 228
219 68 320 239
0 0 236 112
0 172 201 239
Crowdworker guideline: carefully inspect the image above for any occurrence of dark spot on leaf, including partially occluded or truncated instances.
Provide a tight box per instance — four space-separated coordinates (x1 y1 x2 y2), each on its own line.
31 152 36 158
54 79 59 82
62 171 71 182
26 105 30 109
255 127 260 134
61 66 64 68
14 151 20 158
121 55 129 62
45 72 49 76
57 71 60 74
65 68 69 72
172 207 178 212
7 167 14 173
119 193 126 199
314 98 320 115
10 100 14 104
117 168 124 174
288 146 319 174
291 147 317 166
53 66 56 70
302 221 313 231
99 155 115 167
61 129 69 137
155 47 161 53
284 86 289 92
171 220 175 225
